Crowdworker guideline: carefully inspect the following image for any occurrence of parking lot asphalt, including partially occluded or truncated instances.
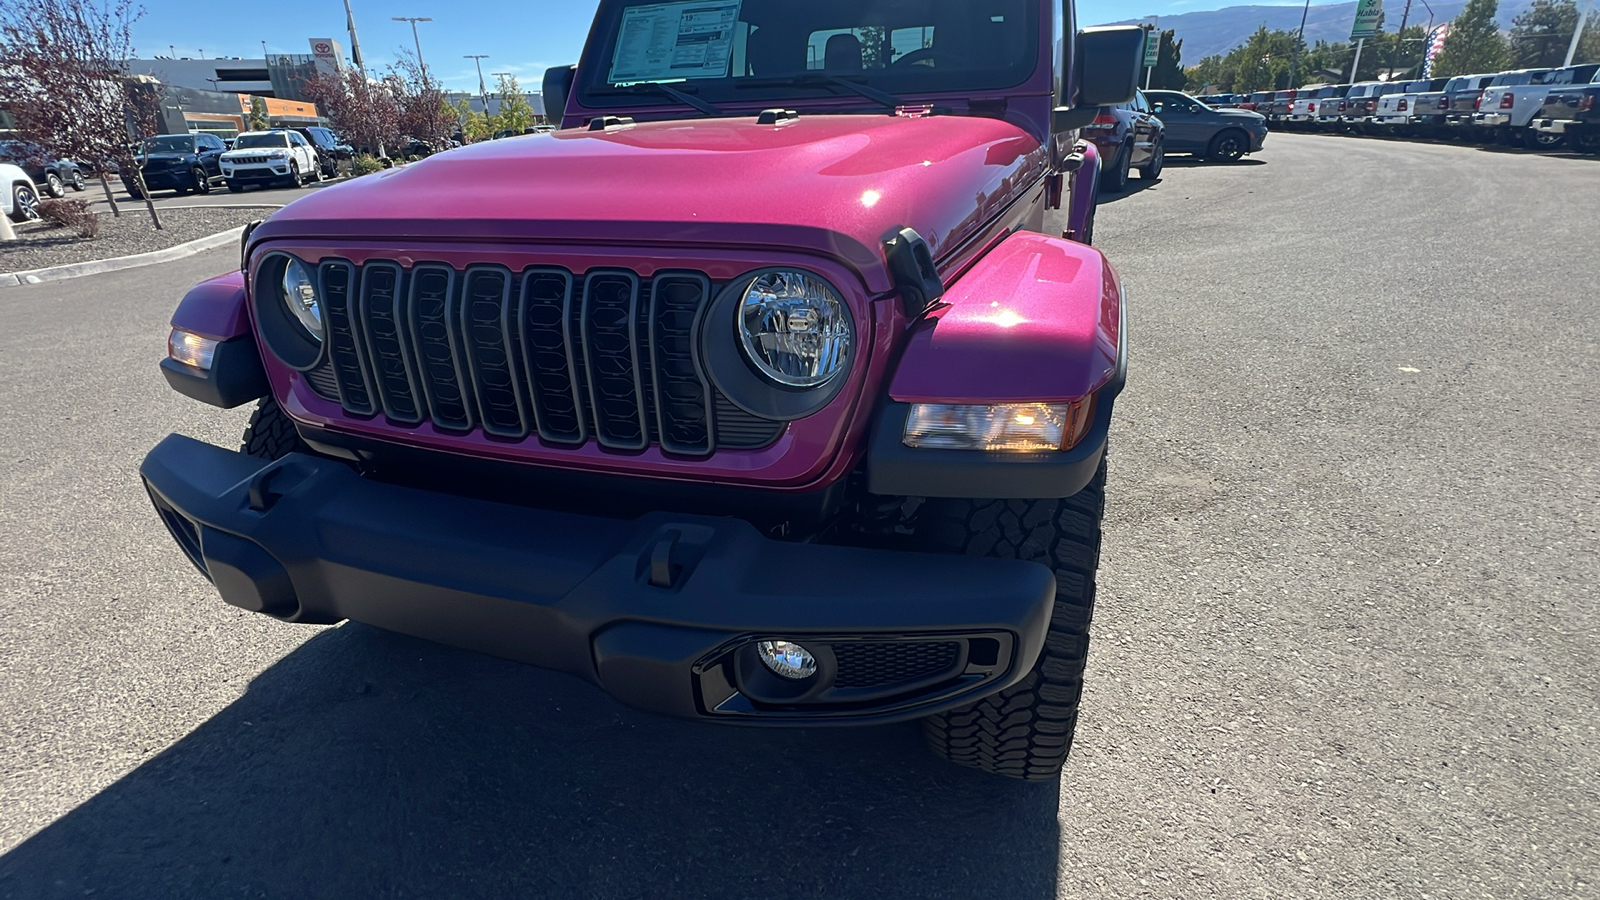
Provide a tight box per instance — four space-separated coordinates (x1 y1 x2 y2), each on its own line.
0 132 1596 899
85 175 336 211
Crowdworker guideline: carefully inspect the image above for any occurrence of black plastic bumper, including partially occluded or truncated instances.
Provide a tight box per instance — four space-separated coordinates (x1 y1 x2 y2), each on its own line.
140 435 1057 725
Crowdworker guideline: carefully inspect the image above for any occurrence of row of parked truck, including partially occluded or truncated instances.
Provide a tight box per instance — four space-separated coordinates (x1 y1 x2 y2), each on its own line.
1199 62 1600 150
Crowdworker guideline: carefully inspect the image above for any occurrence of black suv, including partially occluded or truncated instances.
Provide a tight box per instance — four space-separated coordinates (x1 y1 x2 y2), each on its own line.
294 127 352 177
0 140 86 198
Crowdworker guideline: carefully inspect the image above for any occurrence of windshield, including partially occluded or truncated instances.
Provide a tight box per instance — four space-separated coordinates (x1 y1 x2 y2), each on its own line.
578 0 1038 111
144 135 197 154
233 133 288 149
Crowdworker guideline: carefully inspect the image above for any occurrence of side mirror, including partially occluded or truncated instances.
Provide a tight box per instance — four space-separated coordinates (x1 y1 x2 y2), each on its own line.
1055 26 1144 129
542 65 577 128
1077 26 1144 107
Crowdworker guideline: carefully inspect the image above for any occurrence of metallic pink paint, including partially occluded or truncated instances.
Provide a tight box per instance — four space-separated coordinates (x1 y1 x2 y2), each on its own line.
888 231 1121 405
169 270 250 342
248 115 1050 294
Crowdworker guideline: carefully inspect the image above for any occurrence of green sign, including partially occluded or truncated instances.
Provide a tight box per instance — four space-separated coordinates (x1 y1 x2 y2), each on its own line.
1350 0 1383 40
1144 29 1161 67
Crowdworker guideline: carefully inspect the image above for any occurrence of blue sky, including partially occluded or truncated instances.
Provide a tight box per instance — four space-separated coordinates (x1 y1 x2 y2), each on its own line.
133 0 1287 93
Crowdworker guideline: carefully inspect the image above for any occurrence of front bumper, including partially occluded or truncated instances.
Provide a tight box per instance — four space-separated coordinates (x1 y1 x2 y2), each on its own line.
140 168 193 189
140 435 1056 725
223 165 290 182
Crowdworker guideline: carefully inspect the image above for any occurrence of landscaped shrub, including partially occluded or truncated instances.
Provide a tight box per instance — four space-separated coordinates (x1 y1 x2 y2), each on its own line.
349 155 384 177
36 198 99 238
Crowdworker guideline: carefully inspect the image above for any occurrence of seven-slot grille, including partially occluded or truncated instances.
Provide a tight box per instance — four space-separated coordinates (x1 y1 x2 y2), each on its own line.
305 259 782 456
228 155 273 165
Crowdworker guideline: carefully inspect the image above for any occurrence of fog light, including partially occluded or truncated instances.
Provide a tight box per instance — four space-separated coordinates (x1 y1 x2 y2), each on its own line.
903 401 1092 452
756 640 817 680
168 328 219 370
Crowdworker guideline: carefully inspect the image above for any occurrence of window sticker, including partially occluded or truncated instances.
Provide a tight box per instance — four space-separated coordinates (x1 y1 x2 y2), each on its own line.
609 0 743 84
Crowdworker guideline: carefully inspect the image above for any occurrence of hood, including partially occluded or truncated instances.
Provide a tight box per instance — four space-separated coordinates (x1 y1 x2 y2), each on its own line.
252 114 1048 291
1216 109 1267 123
141 152 196 162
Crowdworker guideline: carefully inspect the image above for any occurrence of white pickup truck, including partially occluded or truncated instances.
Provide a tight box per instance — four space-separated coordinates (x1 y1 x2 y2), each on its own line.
1373 77 1450 135
1472 62 1600 145
1470 66 1600 146
1290 84 1346 127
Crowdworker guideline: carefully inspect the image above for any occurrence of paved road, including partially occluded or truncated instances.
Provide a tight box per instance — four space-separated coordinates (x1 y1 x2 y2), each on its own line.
1 133 1596 899
85 175 335 211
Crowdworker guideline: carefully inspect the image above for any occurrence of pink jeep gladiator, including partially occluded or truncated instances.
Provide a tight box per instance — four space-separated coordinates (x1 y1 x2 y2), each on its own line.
143 0 1140 782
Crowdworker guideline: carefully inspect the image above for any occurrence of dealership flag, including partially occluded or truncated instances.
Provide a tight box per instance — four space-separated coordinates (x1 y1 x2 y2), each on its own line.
1422 24 1450 77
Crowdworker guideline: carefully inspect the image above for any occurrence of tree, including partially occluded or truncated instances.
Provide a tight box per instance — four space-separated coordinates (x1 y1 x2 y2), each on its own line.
304 67 400 157
387 53 455 152
1149 29 1188 90
1433 0 1509 77
249 95 269 131
1509 0 1578 67
491 73 534 134
456 98 489 143
0 0 162 227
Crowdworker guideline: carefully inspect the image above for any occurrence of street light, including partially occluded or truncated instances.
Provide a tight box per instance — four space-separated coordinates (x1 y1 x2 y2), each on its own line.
392 16 433 74
464 54 489 111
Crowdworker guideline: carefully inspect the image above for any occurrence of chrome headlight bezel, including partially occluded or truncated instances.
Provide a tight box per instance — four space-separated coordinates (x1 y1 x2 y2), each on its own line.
280 256 324 342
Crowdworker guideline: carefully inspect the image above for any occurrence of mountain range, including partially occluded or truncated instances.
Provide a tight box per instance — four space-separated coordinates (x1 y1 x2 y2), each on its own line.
1105 1 1540 61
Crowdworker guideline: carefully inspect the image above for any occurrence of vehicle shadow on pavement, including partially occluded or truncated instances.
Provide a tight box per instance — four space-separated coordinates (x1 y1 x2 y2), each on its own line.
0 624 1063 899
1095 178 1161 204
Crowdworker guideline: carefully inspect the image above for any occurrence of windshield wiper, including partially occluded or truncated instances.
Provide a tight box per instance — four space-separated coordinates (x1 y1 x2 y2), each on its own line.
592 82 725 117
735 74 906 111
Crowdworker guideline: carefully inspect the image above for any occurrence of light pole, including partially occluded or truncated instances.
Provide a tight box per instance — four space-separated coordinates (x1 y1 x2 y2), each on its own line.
464 54 489 111
1289 0 1311 88
393 16 433 75
1567 0 1595 67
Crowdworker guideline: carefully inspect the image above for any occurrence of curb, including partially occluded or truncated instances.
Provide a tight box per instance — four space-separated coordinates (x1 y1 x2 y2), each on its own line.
0 225 245 288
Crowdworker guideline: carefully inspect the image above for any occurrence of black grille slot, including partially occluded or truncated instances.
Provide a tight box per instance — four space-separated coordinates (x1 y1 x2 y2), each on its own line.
409 264 472 431
317 260 375 415
459 266 528 438
518 269 585 444
650 273 714 455
304 362 341 401
581 271 648 450
358 261 423 424
832 641 962 689
713 392 786 449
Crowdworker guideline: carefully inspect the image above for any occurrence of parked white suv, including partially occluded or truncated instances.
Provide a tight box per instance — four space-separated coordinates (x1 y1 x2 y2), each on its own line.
2 162 41 222
219 130 321 192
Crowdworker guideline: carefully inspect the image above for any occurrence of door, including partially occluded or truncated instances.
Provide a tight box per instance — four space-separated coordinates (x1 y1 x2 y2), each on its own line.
1146 93 1205 152
288 133 315 175
198 135 225 177
1129 90 1158 165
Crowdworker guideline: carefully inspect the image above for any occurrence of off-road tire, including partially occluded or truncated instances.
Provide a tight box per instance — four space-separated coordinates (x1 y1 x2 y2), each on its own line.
241 398 310 460
917 455 1107 782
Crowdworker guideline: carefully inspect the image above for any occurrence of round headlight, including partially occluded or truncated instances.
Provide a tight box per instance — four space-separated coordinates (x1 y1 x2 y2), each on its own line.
281 258 323 341
737 270 851 389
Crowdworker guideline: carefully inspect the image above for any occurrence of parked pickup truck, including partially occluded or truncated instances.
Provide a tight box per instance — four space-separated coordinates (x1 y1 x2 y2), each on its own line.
1314 87 1354 129
140 0 1145 783
1470 67 1600 146
1531 66 1600 150
1289 84 1345 125
1373 78 1449 134
1442 73 1497 130
1340 81 1386 131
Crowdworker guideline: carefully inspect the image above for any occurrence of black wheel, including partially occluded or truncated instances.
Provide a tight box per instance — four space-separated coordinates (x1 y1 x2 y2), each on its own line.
191 167 212 194
281 161 300 188
1208 129 1247 162
10 182 40 221
241 398 310 460
917 456 1108 782
69 169 86 191
1137 139 1164 179
226 180 245 193
44 172 65 198
1100 144 1130 193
